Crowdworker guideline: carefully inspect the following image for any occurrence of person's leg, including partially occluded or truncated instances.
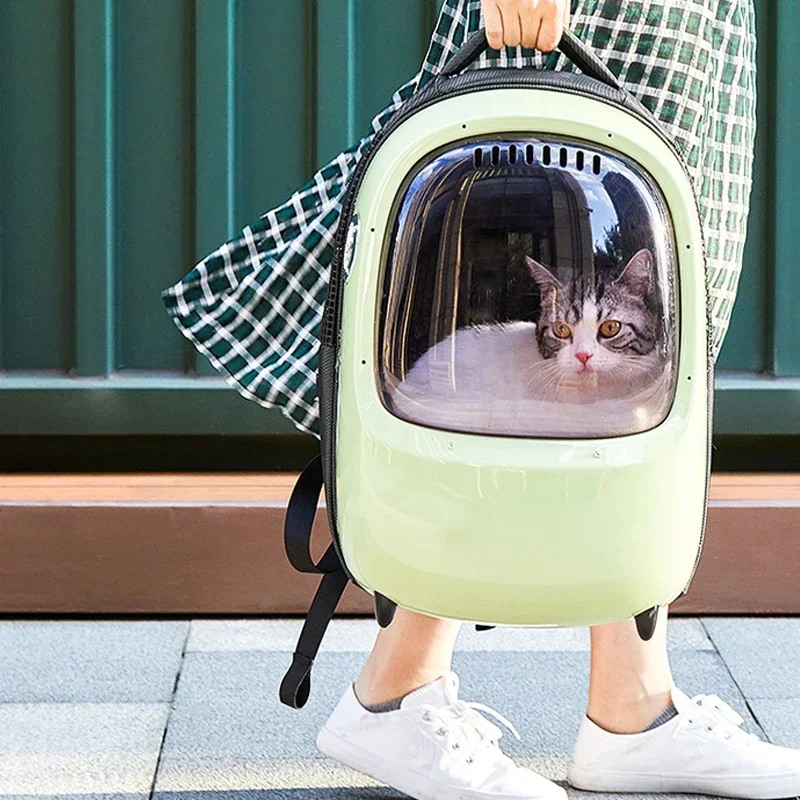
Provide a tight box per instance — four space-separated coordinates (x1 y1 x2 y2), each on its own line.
353 608 461 705
319 607 566 800
571 608 800 797
586 609 674 734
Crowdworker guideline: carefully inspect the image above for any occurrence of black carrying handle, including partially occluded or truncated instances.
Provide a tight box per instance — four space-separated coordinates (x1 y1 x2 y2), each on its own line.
440 27 621 91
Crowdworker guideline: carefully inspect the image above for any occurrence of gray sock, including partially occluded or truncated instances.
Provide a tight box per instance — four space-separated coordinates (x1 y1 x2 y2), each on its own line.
642 702 678 731
359 692 404 713
354 677 437 713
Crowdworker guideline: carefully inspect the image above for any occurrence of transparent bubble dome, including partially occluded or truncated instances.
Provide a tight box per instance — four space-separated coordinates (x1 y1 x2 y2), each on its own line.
379 137 679 439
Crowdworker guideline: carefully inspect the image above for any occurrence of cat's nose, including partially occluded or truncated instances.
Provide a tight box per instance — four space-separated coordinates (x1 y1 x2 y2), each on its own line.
575 351 593 366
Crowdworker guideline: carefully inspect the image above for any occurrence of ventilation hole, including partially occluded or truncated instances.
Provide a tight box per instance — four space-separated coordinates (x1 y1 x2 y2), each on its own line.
543 145 551 165
525 144 534 164
508 145 517 165
576 150 585 171
559 147 568 168
491 145 500 166
474 148 483 168
592 154 601 175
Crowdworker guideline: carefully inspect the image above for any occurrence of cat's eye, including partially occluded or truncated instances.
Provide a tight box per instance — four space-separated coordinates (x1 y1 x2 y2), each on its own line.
553 322 572 339
598 319 622 338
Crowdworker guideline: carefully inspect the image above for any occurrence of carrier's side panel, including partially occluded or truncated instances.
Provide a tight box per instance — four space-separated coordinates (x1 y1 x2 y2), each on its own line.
335 91 707 627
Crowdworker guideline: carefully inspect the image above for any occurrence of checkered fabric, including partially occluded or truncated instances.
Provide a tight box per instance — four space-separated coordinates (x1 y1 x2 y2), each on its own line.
162 0 756 436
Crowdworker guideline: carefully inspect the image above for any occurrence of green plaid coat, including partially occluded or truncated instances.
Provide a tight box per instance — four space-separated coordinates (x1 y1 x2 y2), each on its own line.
163 0 757 436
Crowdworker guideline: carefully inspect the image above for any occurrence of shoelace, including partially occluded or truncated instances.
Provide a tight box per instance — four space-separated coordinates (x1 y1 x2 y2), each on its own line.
424 699 521 764
683 694 758 745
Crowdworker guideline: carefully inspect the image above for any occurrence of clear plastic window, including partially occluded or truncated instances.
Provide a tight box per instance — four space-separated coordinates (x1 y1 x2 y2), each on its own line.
379 138 678 438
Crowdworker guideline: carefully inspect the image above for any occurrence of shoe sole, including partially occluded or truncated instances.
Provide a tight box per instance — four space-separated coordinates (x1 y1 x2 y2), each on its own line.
568 762 800 799
317 724 567 800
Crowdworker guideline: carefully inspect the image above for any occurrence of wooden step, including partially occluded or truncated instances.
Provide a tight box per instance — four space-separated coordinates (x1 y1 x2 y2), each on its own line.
0 473 797 615
1 472 798 503
0 473 300 502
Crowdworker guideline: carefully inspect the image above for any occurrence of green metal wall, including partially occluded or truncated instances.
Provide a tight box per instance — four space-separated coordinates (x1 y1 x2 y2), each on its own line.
0 0 797 437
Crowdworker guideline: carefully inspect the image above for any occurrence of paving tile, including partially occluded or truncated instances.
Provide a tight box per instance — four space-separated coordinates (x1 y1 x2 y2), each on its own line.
0 702 169 795
0 796 144 800
154 648 752 792
663 617 714 650
150 791 721 800
455 649 761 756
1 796 145 800
702 617 800 700
458 617 711 653
187 617 710 654
153 789 405 800
186 619 379 653
749 699 800 748
0 620 188 702
151 789 717 800
567 793 725 800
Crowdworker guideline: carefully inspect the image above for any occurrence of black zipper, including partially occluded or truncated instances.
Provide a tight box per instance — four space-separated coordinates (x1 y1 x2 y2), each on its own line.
682 309 715 593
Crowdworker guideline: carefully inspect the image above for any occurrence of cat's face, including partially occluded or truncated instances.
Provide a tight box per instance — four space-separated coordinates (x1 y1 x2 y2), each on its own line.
525 250 660 389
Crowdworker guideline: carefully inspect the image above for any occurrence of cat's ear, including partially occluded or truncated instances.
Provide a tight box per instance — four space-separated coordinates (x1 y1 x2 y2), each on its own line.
525 256 561 293
616 249 653 295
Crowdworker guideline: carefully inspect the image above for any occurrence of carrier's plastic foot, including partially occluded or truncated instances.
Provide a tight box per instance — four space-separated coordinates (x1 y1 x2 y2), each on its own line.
475 625 495 632
635 606 660 641
374 592 397 628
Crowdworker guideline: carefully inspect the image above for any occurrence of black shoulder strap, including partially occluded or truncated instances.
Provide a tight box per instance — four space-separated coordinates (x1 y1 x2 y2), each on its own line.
279 455 350 709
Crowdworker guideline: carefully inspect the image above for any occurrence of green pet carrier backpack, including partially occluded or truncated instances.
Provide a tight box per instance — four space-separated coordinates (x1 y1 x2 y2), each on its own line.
280 29 711 709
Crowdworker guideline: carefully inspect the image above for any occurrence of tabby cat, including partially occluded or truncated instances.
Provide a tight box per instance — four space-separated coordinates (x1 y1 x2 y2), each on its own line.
390 249 669 435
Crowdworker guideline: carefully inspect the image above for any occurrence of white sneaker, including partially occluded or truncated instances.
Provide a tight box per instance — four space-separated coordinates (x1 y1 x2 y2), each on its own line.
568 687 800 798
316 671 566 800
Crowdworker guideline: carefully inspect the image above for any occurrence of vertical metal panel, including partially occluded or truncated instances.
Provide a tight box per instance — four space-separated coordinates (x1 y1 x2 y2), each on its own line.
316 0 359 165
0 0 74 370
771 0 800 377
237 0 313 223
315 0 436 164
192 0 238 376
355 0 433 132
194 0 237 258
74 0 117 375
115 0 195 371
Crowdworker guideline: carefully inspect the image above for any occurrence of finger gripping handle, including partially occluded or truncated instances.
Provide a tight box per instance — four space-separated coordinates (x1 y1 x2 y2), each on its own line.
440 27 621 91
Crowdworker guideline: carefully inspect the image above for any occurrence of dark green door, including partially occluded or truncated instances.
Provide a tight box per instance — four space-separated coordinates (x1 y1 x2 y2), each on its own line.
0 0 796 437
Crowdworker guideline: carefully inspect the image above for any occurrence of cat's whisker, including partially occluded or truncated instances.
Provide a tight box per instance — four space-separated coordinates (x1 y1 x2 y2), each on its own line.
615 363 661 378
522 364 561 383
522 361 562 378
550 373 575 403
527 365 568 399
524 360 563 380
524 371 553 394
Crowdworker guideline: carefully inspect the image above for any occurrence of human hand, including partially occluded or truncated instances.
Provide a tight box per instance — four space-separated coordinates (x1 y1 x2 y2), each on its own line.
480 0 570 52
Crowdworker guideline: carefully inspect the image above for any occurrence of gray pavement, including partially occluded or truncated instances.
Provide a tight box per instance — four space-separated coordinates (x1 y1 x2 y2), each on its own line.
0 617 797 799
